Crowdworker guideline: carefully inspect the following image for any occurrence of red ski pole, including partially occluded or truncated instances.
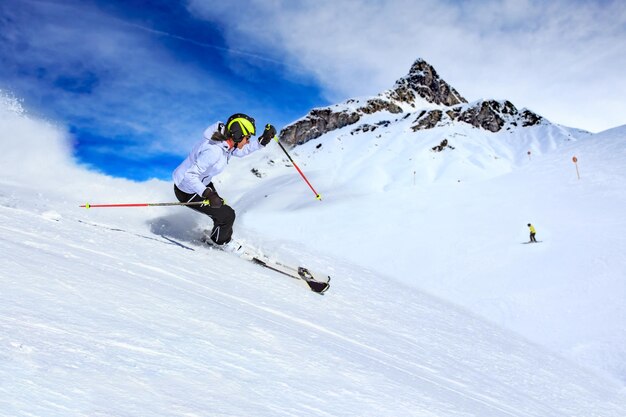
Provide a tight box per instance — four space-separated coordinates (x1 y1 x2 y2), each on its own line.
80 201 210 209
274 137 322 200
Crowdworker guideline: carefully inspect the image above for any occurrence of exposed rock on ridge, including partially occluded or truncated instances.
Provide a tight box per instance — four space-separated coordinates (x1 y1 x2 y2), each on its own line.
411 100 544 132
279 59 544 146
280 59 466 146
280 108 361 146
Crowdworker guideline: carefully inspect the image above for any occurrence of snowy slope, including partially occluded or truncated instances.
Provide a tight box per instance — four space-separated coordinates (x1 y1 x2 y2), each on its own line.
217 106 626 384
1 171 626 416
2 93 626 416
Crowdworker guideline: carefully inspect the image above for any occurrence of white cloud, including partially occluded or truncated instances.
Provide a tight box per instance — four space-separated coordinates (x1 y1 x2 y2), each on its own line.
1 0 224 152
188 0 626 132
0 91 76 183
0 90 170 204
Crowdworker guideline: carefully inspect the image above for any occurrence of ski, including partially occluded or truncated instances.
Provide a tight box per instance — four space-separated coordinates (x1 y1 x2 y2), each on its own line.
250 257 331 294
77 219 330 293
206 238 331 294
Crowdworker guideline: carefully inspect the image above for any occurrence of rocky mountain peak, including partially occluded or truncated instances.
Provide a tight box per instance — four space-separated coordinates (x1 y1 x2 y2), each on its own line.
387 58 467 107
280 58 468 146
278 59 540 146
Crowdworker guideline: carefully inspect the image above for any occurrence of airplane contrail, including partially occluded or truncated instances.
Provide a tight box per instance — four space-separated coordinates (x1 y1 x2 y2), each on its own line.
125 21 303 70
17 0 305 71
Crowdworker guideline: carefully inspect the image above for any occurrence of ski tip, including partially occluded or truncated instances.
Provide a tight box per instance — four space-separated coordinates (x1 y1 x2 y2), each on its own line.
298 267 330 282
306 280 330 294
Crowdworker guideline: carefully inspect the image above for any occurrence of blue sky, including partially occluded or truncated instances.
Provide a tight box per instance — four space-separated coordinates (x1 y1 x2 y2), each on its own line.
1 0 625 180
0 0 326 180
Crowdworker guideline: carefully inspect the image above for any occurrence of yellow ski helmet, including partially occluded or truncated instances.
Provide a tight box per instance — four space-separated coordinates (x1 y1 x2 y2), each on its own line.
226 113 256 142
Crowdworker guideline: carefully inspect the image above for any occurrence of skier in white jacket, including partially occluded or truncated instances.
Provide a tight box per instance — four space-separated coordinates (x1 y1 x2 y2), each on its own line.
173 113 276 245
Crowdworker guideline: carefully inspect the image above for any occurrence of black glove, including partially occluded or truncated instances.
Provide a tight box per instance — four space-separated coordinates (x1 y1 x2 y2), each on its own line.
259 124 276 146
202 186 223 208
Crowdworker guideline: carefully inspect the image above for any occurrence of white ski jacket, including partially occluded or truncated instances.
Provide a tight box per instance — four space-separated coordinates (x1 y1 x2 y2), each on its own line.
173 121 263 196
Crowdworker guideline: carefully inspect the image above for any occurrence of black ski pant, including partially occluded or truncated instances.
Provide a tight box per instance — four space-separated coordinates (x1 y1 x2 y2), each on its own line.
530 232 537 243
174 184 235 245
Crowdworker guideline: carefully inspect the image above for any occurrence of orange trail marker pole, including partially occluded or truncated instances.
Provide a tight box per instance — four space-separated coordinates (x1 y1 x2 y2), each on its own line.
572 156 580 180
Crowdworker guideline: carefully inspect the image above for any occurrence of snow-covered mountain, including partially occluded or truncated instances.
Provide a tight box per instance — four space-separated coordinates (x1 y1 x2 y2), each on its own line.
2 53 626 417
210 58 626 386
267 58 591 195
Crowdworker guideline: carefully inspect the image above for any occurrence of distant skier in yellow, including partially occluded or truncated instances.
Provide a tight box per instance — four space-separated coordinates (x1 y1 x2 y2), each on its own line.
527 223 537 243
